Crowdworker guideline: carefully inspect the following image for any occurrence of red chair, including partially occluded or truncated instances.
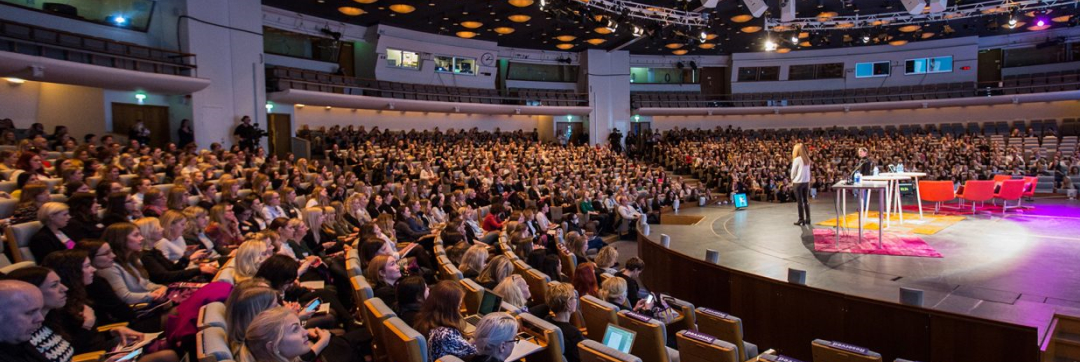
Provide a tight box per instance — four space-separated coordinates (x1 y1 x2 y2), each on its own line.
994 180 1026 214
992 174 1013 183
919 181 955 214
956 180 995 214
1020 176 1038 207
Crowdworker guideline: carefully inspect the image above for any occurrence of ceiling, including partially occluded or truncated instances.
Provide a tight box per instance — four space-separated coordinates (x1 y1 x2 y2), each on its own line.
262 0 1080 55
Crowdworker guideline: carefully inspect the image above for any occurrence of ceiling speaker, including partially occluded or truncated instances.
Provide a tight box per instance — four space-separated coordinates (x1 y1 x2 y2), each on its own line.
927 0 947 13
742 0 768 18
779 0 795 22
899 0 923 15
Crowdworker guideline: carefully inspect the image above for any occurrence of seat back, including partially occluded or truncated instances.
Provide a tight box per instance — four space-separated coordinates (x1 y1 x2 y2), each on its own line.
959 180 996 202
917 181 954 202
559 248 577 280
663 296 697 339
695 308 751 361
0 199 17 220
5 221 43 263
382 316 429 362
992 174 1013 183
519 312 566 362
345 257 363 278
996 179 1025 200
1022 176 1038 197
0 181 15 194
675 330 738 362
581 295 619 342
212 265 235 284
195 326 232 362
579 339 643 362
363 298 397 362
810 339 883 362
521 269 550 305
458 278 484 315
437 255 463 282
616 310 671 362
198 302 227 330
351 275 375 305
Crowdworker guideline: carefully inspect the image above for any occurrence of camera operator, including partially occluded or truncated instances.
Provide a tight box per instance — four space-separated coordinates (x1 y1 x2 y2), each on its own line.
233 115 266 152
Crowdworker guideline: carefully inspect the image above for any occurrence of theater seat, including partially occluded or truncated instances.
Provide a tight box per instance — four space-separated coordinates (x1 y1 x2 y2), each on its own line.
519 312 566 362
350 275 375 305
196 326 233 362
1020 176 1038 207
345 256 363 278
694 308 758 361
362 298 397 362
994 179 1025 214
437 255 463 282
580 295 619 342
579 339 643 362
616 310 680 362
382 316 428 362
0 199 17 219
5 221 43 263
197 302 227 330
810 339 882 362
675 330 738 362
459 278 484 315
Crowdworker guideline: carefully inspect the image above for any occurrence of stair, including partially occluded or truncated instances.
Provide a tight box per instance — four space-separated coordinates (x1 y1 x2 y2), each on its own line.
1042 314 1080 362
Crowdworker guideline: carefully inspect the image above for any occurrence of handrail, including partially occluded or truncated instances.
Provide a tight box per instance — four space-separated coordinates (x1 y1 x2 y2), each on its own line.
0 18 196 68
272 78 590 106
0 34 197 74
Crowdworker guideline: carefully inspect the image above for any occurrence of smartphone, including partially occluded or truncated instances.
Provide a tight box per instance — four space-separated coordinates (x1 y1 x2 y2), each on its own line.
304 298 322 313
116 348 143 362
644 294 655 305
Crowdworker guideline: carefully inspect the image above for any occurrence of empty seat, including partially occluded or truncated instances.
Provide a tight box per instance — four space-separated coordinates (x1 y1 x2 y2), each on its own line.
5 221 43 263
197 302 227 330
363 298 397 362
695 308 759 361
676 330 739 362
196 327 233 362
351 275 375 305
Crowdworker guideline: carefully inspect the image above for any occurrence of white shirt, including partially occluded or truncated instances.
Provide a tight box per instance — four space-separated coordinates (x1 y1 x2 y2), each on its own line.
790 157 811 183
155 236 187 262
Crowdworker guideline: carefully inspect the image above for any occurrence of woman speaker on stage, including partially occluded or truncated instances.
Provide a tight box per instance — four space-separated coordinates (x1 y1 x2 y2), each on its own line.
791 143 812 226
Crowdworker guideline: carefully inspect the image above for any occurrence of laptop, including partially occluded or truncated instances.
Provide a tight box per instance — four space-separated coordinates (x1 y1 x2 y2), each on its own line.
602 323 636 354
463 290 502 333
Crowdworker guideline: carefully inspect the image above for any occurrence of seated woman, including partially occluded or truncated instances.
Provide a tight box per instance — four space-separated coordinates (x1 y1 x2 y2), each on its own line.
463 312 519 362
254 255 356 327
365 254 402 305
62 192 104 241
414 280 475 361
29 202 75 262
393 275 427 327
598 277 653 314
135 217 216 284
475 255 514 291
593 246 619 278
98 222 169 305
234 239 273 284
238 307 332 362
182 206 227 259
493 274 549 316
73 240 161 332
12 181 49 225
544 282 584 362
571 263 599 299
38 252 180 362
457 244 487 280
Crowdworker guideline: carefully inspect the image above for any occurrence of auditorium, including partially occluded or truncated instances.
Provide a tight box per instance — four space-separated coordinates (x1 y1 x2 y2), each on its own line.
1 0 1079 361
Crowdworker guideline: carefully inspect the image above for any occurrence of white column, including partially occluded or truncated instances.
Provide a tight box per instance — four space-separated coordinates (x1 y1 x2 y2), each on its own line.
181 0 266 149
583 49 631 146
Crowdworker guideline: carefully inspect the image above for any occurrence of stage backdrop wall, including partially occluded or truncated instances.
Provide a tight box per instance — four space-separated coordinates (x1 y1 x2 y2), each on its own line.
649 100 1080 130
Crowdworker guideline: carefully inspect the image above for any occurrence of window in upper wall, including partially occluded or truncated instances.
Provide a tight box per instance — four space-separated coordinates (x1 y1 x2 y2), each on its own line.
434 56 476 75
263 27 340 63
1003 44 1068 68
507 62 579 82
905 56 952 75
386 48 420 70
0 0 156 32
737 66 780 82
788 63 844 80
855 61 890 78
629 67 698 84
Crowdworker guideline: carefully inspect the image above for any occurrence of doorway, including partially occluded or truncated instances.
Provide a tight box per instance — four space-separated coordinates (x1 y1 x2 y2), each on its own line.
111 103 169 148
700 67 728 96
556 122 584 145
978 49 1003 88
268 113 292 158
630 122 651 135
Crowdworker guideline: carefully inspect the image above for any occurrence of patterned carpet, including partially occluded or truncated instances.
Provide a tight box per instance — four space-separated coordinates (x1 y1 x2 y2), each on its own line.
812 228 943 258
816 211 965 235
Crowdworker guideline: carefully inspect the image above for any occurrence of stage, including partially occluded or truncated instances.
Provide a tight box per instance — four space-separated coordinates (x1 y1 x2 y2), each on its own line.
645 194 1080 340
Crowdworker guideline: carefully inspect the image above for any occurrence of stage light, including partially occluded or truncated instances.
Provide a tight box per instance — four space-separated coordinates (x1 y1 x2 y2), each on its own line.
493 27 515 34
862 34 870 43
296 104 305 108
633 26 644 37
1008 17 1017 27
700 31 708 42
113 15 127 25
764 38 777 51
790 35 798 43
1036 19 1045 27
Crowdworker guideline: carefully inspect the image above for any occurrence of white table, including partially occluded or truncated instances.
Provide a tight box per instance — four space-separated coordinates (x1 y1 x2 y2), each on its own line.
861 174 911 228
880 172 927 219
832 181 888 248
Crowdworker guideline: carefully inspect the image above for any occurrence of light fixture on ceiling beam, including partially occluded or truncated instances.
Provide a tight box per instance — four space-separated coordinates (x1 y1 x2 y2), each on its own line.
743 0 768 18
779 0 795 22
764 37 777 51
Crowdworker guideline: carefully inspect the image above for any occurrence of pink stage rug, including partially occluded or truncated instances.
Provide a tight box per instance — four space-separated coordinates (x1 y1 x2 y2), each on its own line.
813 229 943 258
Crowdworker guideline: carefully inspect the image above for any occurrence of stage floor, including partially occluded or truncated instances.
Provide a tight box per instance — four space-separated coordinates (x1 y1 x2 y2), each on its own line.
647 194 1080 339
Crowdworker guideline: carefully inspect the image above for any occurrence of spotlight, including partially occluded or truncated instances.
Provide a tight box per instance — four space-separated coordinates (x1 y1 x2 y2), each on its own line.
790 35 798 43
539 0 547 10
700 31 708 41
764 38 777 51
861 33 870 43
1008 17 1017 27
1037 19 1046 27
633 25 644 37
112 15 127 25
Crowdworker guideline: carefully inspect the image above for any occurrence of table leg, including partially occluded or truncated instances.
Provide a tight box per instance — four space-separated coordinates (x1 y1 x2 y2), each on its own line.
883 181 892 229
878 190 885 248
914 176 923 219
857 194 864 245
835 189 841 248
895 180 904 225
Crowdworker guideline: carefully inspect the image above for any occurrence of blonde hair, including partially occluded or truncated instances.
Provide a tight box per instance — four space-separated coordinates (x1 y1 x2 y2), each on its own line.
134 217 163 246
183 206 208 237
471 312 519 356
234 239 269 283
302 207 323 234
458 244 488 276
159 210 187 240
594 246 618 270
545 282 577 313
598 276 628 306
238 307 300 362
793 143 811 165
493 275 527 308
37 202 69 224
477 255 513 286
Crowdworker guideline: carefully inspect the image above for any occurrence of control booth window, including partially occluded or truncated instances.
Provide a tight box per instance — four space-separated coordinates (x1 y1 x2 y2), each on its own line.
386 48 420 70
905 56 953 75
788 63 844 81
737 66 780 82
435 56 477 75
855 61 890 78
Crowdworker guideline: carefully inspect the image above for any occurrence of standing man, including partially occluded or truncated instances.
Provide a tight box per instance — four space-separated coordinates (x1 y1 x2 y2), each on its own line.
0 280 48 362
233 115 259 152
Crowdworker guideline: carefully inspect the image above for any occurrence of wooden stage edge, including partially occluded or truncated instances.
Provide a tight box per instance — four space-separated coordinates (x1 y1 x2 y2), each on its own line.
637 231 1041 362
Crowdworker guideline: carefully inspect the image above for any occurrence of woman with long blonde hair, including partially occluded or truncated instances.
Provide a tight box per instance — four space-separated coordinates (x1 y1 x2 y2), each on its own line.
790 143 812 226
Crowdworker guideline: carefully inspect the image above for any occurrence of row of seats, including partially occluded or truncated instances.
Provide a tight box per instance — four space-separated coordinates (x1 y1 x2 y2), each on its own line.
920 176 1037 214
1001 69 1080 94
267 66 587 106
631 82 979 108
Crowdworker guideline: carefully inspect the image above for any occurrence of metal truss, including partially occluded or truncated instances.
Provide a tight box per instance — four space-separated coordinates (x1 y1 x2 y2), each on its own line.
569 0 710 27
765 0 1080 31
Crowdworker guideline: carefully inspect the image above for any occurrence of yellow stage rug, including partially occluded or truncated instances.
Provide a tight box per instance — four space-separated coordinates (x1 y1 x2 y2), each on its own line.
816 212 965 235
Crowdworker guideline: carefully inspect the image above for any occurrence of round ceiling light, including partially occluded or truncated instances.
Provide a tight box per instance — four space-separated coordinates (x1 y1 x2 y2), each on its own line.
798 41 811 47
740 26 761 33
871 19 892 26
456 31 478 38
508 14 531 23
494 27 515 34
776 48 791 53
798 32 809 39
507 0 534 7
585 38 606 45
835 22 854 29
705 33 718 40
1052 15 1073 23
698 43 716 49
665 43 684 49
556 43 574 50
1027 24 1051 31
389 4 416 13
672 49 688 55
816 11 838 20
555 35 577 42
771 25 793 32
731 14 753 23
461 21 483 29
338 6 365 16
889 40 908 46
353 0 377 3
594 27 613 34
898 25 921 33
980 6 1006 14
920 32 935 39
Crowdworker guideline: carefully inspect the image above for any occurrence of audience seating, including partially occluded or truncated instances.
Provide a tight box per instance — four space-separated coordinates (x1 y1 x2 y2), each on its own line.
0 199 17 219
382 316 429 362
695 308 759 362
616 310 680 362
810 339 883 362
4 221 43 263
197 302 227 330
434 357 464 362
437 255 463 282
580 295 619 342
578 339 643 362
195 327 233 362
362 298 397 362
518 312 567 362
675 330 739 362
662 296 697 341
459 278 484 315
917 181 956 214
350 275 375 306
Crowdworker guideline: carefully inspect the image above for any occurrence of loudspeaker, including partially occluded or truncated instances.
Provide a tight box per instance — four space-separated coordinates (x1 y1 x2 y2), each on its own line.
705 249 720 264
899 0 923 15
742 0 768 18
928 0 947 13
899 287 924 306
787 268 806 285
660 234 671 248
779 0 796 22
